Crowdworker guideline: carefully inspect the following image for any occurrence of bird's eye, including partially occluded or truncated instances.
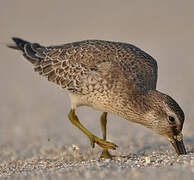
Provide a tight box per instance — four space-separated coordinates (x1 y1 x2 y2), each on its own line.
168 116 175 122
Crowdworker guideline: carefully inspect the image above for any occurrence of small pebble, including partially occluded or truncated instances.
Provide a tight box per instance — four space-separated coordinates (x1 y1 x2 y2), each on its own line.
145 157 151 165
72 144 80 151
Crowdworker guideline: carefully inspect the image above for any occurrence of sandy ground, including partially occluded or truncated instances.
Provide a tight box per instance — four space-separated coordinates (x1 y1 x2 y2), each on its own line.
0 0 194 179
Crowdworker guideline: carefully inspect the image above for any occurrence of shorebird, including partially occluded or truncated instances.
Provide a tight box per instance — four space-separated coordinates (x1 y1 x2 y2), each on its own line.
8 37 186 158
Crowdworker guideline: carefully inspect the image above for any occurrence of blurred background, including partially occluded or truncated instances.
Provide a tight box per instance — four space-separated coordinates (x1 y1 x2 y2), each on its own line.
0 0 193 159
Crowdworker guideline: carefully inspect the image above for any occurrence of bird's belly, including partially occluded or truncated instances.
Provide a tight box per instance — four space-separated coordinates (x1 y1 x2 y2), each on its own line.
68 93 88 109
68 92 111 112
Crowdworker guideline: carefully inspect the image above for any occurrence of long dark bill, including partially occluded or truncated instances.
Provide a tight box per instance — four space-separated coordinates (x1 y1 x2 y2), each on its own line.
170 137 187 155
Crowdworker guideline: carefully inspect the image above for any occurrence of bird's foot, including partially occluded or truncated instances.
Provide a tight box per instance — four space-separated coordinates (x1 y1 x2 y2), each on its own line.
100 149 115 159
89 135 118 150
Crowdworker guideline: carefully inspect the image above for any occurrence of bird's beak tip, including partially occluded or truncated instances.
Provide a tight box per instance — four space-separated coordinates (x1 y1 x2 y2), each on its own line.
170 133 187 155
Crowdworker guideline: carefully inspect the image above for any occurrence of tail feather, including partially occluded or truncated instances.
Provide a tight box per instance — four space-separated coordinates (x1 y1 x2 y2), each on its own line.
8 37 45 64
9 37 30 50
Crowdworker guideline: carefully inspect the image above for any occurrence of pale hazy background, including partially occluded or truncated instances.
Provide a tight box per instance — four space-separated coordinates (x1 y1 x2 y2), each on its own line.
0 0 194 175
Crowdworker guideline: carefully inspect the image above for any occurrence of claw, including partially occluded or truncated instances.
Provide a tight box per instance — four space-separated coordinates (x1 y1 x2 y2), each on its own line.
91 135 118 150
100 149 115 159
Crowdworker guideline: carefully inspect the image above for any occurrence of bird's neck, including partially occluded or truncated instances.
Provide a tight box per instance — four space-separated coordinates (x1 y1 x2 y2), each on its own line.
118 91 155 125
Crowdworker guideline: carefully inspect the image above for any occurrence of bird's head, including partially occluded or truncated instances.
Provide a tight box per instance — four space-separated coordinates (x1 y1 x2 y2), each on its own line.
142 90 186 155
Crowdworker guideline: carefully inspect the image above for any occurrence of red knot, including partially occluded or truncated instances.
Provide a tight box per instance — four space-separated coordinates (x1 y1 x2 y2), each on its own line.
8 37 186 158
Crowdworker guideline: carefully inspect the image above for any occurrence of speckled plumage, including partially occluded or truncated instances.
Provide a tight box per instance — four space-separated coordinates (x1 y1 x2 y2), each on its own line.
11 39 157 111
8 37 186 156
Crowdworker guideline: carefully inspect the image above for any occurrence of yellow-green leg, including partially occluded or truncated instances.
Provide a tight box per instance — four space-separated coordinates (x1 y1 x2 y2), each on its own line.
100 112 115 159
68 109 118 150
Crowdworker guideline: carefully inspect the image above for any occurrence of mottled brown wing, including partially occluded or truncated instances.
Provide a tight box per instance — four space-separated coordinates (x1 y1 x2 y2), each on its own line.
34 41 158 95
33 47 89 92
9 38 158 94
8 38 86 92
73 40 159 93
111 42 158 92
118 55 158 92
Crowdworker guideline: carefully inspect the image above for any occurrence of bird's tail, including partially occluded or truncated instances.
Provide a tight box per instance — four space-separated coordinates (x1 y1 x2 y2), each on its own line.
7 37 45 64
